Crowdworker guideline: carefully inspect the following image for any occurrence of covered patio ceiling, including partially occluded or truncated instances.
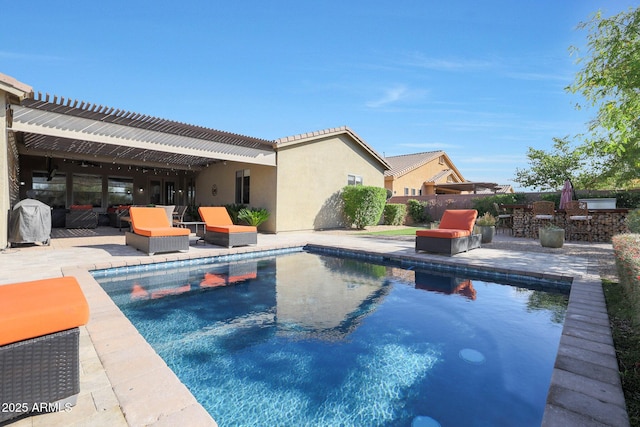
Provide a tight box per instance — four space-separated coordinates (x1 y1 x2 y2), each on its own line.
10 94 277 171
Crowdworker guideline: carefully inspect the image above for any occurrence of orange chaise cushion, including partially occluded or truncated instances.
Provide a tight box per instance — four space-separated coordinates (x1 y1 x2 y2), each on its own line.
206 224 257 234
198 206 234 226
129 207 189 237
199 206 257 233
0 276 90 346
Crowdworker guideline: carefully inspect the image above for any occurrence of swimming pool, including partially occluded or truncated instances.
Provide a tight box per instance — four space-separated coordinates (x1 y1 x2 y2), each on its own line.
94 249 568 427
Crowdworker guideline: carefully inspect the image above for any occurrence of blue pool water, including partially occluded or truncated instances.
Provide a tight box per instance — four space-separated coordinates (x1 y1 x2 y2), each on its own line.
94 250 568 427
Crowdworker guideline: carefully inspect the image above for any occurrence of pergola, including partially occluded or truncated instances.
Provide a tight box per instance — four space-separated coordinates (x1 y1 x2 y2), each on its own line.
434 182 499 194
11 93 276 171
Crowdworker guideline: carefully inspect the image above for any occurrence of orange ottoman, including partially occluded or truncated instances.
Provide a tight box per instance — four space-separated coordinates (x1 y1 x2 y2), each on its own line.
0 276 89 422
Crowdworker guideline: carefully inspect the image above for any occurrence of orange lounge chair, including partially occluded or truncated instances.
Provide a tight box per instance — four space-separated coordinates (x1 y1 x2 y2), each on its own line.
0 276 89 423
198 207 257 248
125 207 190 255
415 209 481 255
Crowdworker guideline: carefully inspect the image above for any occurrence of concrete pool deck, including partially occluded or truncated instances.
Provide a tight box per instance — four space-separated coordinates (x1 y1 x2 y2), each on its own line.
0 227 629 426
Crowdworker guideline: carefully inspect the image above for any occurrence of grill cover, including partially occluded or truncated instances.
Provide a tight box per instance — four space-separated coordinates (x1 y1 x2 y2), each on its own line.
8 199 51 245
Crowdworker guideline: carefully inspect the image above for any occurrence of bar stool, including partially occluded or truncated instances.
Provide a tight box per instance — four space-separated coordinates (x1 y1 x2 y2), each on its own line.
564 201 593 242
493 203 513 235
532 201 555 238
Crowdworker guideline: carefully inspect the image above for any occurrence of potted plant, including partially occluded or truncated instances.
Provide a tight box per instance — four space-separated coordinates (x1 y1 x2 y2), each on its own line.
237 207 270 228
475 212 497 243
539 223 565 248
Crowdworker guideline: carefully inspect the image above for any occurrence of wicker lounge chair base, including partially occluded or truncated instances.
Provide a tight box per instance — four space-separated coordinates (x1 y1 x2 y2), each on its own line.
0 328 80 423
415 234 481 256
204 231 257 248
126 232 189 255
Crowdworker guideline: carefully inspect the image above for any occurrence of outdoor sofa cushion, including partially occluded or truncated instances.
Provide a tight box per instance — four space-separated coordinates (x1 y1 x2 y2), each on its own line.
129 207 189 237
69 204 93 211
0 276 89 346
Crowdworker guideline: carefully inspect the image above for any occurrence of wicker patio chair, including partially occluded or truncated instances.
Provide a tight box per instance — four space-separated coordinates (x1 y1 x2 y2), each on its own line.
65 205 98 229
125 207 190 255
198 207 257 248
415 209 481 255
0 276 89 423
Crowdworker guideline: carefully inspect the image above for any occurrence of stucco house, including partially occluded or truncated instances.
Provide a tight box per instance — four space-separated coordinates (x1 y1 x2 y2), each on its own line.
0 73 389 248
384 151 505 196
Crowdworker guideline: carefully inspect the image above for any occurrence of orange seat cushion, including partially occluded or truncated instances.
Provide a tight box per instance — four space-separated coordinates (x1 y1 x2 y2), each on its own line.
0 276 90 346
438 209 478 232
205 224 257 234
198 207 234 226
416 229 471 239
129 207 189 237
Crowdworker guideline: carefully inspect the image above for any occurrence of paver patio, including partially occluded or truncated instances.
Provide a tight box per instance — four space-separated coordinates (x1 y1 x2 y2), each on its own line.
0 227 629 426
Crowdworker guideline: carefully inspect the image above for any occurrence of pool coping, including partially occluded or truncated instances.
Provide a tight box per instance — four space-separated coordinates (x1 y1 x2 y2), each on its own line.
63 241 629 427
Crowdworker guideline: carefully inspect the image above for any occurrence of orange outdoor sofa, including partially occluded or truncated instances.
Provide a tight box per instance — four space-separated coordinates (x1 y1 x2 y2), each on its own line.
198 207 257 248
125 206 190 255
0 276 89 423
415 209 481 255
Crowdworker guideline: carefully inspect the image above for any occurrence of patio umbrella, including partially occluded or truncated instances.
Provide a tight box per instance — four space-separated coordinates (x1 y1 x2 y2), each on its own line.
559 179 573 210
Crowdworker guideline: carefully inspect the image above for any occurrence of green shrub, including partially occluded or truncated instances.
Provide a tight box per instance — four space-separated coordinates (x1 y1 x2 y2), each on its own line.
383 203 406 225
472 194 524 216
238 207 270 227
223 203 246 223
341 186 387 229
612 234 640 324
613 191 640 209
626 209 640 233
406 199 430 223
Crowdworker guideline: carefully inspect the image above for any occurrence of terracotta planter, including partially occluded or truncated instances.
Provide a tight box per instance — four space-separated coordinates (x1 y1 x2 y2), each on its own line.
540 227 565 248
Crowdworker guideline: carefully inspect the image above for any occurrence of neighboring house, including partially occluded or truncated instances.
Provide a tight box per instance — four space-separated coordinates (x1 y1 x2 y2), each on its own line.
384 151 507 196
384 151 466 196
0 72 389 247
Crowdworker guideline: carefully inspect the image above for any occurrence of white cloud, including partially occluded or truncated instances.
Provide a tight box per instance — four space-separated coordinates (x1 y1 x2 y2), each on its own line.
403 52 494 71
0 50 62 61
366 85 409 108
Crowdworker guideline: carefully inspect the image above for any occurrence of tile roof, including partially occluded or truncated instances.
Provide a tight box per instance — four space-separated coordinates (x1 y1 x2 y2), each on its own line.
276 126 390 170
383 151 444 178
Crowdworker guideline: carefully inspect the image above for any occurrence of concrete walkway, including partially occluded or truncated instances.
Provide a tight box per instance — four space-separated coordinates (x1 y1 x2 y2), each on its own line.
0 227 629 426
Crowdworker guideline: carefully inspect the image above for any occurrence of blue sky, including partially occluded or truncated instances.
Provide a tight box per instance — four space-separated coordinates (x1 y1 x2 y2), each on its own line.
1 1 636 190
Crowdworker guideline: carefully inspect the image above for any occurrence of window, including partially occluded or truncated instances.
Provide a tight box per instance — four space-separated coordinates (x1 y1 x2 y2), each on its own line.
439 155 445 165
347 174 363 186
107 177 133 206
411 189 416 196
32 172 66 208
404 188 409 196
73 174 102 207
235 169 250 204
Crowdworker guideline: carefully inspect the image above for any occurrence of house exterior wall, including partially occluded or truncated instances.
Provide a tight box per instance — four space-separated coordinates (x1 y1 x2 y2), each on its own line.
386 156 459 197
195 161 277 232
275 134 386 232
0 92 10 248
